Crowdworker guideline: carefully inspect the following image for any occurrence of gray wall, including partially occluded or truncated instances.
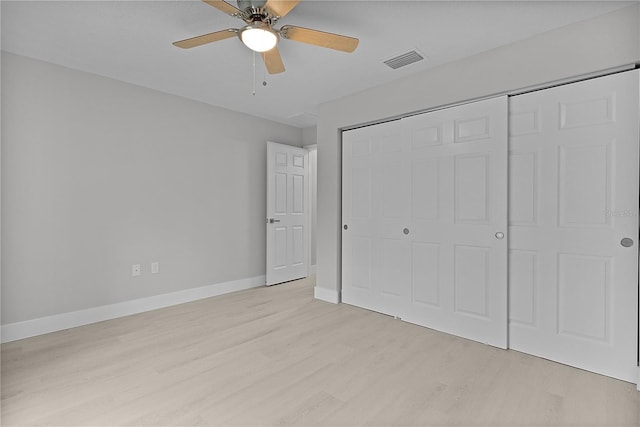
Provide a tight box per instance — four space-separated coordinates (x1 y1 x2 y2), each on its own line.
316 4 640 298
1 52 302 325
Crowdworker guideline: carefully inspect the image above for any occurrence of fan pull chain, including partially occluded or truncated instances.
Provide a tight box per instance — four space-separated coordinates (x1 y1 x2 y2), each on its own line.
252 51 256 96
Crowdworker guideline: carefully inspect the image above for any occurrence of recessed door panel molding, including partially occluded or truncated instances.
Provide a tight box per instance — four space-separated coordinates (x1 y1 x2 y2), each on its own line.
275 151 287 167
350 237 372 290
508 249 538 327
411 242 440 307
412 158 439 221
292 174 305 214
557 253 610 342
381 161 411 219
273 226 287 269
453 245 490 319
508 70 638 383
509 151 539 227
559 94 615 130
266 142 310 286
454 153 491 224
351 168 372 219
292 226 305 266
343 96 508 349
351 138 372 157
411 123 443 148
274 173 287 214
292 154 305 168
454 116 491 143
375 238 410 298
380 129 404 153
509 108 541 137
558 143 612 228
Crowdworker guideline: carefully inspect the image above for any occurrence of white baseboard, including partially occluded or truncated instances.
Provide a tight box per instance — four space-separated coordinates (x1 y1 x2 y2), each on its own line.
637 367 640 391
1 275 266 343
314 286 340 304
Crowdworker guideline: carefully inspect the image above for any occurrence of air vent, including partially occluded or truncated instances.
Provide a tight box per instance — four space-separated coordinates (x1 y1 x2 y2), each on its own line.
383 50 425 70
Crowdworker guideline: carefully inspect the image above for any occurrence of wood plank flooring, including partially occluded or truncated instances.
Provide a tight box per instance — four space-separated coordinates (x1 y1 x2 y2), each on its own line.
2 276 639 426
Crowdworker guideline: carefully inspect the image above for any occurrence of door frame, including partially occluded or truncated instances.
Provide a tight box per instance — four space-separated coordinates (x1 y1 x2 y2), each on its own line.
303 144 317 275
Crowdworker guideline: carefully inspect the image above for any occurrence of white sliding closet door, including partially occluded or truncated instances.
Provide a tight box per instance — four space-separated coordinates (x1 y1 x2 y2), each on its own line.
508 71 639 382
401 97 508 348
342 96 508 348
342 119 409 316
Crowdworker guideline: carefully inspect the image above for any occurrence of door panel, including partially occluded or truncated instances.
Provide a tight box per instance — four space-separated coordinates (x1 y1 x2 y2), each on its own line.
343 96 508 348
508 71 638 382
342 119 409 314
404 97 508 348
266 142 309 285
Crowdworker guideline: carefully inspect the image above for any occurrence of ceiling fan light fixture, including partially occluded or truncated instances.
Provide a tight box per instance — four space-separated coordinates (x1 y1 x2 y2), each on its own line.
240 23 278 52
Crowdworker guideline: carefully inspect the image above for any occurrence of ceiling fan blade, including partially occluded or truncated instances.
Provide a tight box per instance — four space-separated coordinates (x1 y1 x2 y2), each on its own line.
173 29 238 49
201 0 242 16
264 0 300 18
262 47 285 74
279 25 359 53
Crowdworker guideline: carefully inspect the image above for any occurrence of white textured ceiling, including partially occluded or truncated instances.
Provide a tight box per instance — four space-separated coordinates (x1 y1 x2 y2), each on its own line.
1 1 634 128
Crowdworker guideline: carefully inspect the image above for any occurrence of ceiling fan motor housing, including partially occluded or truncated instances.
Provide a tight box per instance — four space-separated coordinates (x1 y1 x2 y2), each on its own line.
237 0 274 23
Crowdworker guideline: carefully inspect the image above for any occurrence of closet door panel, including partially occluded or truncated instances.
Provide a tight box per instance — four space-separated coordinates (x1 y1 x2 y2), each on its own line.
343 120 409 315
404 96 508 348
508 70 639 382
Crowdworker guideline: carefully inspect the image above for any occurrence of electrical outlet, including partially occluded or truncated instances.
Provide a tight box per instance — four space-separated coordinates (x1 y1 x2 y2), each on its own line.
132 264 141 277
151 262 159 274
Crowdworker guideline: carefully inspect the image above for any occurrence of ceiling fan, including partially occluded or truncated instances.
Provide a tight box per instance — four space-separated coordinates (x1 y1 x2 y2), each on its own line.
173 0 359 74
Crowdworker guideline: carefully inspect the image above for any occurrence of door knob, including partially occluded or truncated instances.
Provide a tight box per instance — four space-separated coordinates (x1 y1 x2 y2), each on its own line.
403 228 410 235
621 237 634 247
495 232 505 240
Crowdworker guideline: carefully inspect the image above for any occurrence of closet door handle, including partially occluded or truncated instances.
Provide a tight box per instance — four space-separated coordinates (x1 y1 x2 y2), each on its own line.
621 237 634 247
403 228 410 235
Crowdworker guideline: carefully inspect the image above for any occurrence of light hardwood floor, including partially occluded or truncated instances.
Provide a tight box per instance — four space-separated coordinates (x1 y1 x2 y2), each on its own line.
2 277 639 426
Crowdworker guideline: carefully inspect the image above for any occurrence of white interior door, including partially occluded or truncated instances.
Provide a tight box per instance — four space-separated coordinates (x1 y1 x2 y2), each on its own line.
266 141 309 286
342 96 508 348
508 71 639 382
